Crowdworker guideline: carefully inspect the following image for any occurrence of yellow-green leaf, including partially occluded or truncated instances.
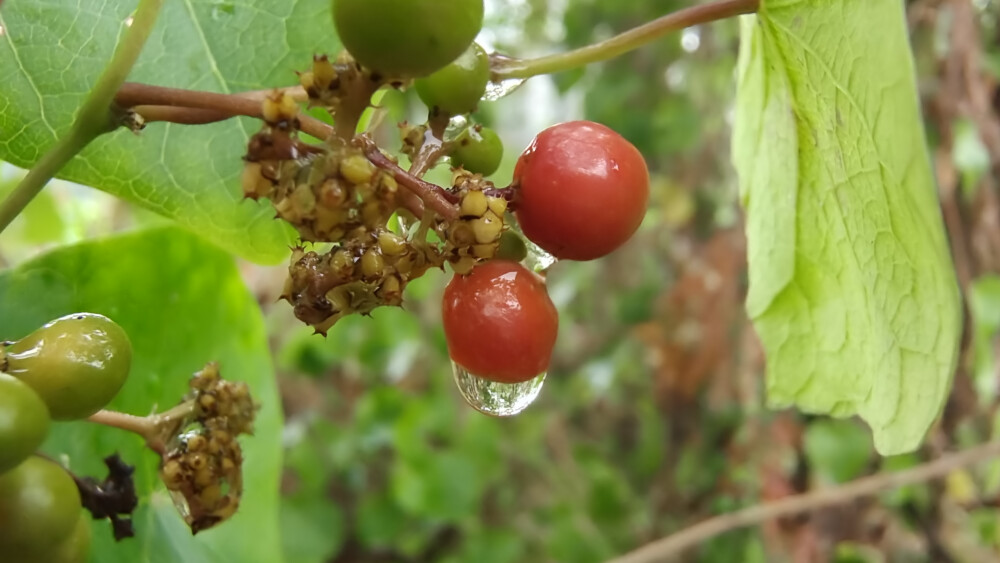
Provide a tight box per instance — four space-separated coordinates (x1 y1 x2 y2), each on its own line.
732 0 962 455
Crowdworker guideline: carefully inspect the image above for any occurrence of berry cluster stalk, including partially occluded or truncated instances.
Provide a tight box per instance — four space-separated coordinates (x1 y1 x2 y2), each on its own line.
490 0 759 80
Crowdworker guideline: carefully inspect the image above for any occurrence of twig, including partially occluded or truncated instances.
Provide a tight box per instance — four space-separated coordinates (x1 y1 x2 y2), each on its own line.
115 83 334 140
87 402 196 455
0 0 164 234
608 440 1000 563
356 135 459 221
491 0 759 80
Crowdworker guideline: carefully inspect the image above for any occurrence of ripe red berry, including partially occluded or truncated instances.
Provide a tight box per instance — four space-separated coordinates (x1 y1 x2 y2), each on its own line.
513 121 649 261
442 260 558 384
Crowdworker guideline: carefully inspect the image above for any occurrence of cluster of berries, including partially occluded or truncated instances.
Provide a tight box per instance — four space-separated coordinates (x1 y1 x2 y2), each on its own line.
160 363 256 534
241 0 650 387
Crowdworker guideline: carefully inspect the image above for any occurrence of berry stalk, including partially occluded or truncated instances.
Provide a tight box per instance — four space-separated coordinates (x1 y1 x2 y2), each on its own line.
87 402 195 455
490 0 759 81
356 135 460 221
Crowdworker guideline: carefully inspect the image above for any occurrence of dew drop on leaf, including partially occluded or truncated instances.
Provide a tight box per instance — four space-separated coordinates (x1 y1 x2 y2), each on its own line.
452 362 545 417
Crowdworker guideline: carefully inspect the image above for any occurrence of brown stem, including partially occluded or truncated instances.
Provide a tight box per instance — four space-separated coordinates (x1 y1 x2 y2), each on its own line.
608 440 1000 563
115 83 334 140
134 106 231 125
356 135 459 221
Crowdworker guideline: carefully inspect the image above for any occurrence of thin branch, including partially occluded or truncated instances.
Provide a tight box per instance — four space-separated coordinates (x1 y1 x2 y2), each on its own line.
0 0 164 234
356 135 459 221
115 83 334 140
87 402 196 455
608 440 1000 563
491 0 759 81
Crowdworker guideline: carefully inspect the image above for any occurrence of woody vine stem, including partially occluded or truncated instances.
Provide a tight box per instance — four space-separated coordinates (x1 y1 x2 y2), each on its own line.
0 0 759 234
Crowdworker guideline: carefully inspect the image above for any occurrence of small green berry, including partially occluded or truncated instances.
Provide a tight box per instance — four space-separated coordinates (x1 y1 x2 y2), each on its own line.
451 125 503 176
415 43 490 116
0 457 82 558
496 231 528 263
0 373 50 474
5 313 132 420
332 0 484 78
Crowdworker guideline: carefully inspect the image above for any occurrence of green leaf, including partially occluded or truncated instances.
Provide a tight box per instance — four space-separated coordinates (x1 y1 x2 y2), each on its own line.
732 0 962 454
0 227 283 562
0 1 339 263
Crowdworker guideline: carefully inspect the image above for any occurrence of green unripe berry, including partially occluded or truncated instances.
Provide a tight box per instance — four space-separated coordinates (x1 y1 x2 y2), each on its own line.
0 373 50 474
44 514 91 563
496 231 528 263
451 125 503 176
0 457 82 558
332 0 484 78
415 43 489 115
5 313 132 420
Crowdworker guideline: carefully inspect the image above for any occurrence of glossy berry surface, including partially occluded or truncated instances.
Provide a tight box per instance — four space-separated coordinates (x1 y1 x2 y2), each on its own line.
5 313 132 420
513 120 650 261
332 0 484 78
43 514 91 563
451 125 503 176
442 260 558 384
415 42 490 115
0 373 50 474
0 456 82 558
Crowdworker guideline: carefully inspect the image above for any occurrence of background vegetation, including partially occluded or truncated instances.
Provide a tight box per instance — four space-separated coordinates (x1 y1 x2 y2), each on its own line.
5 0 1000 561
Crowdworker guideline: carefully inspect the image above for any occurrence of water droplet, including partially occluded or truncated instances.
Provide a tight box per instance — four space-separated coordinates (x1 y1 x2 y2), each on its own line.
124 16 134 27
452 362 545 417
680 27 701 53
522 236 557 272
444 115 469 140
482 78 526 102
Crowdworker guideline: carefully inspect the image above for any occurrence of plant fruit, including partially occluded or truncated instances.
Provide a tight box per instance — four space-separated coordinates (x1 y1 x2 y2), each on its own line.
0 456 82 559
442 260 558 383
451 125 503 176
4 313 132 420
332 0 484 78
45 514 91 563
0 373 50 474
513 120 650 261
415 42 490 115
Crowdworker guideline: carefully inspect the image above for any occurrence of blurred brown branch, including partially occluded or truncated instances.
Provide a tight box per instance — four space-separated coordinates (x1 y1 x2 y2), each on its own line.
608 440 1000 563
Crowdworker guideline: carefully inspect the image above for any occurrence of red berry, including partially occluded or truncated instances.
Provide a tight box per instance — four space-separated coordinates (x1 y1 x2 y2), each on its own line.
513 121 649 261
442 260 558 384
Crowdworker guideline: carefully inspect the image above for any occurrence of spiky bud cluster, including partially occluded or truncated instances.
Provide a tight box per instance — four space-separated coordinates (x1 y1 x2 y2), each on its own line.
244 142 401 242
298 54 393 114
160 363 256 534
281 229 438 334
241 54 518 333
434 171 508 274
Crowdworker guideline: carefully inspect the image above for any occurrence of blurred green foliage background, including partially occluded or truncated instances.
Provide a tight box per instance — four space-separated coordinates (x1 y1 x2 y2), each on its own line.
7 0 1000 561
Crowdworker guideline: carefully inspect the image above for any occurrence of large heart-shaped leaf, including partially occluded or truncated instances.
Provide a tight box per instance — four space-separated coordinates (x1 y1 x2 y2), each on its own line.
0 0 340 263
0 226 283 562
732 0 962 454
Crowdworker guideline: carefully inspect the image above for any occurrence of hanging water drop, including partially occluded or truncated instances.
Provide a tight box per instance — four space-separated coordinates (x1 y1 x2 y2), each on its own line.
452 362 545 417
482 78 527 102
